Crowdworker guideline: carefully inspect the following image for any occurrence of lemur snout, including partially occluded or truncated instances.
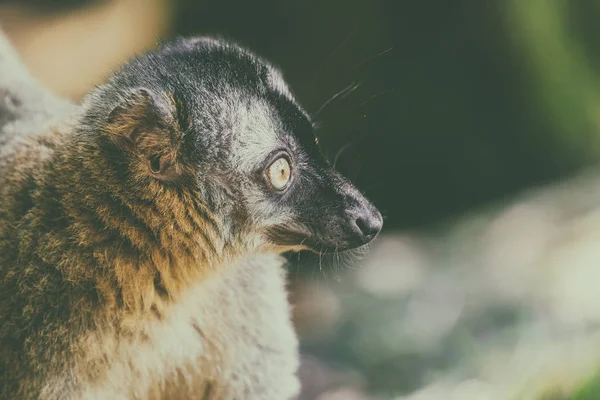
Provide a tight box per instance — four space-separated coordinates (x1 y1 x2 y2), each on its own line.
334 187 382 249
349 206 383 244
289 169 383 252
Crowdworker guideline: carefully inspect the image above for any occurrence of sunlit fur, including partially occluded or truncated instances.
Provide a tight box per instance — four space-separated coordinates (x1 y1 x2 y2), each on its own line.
0 33 381 399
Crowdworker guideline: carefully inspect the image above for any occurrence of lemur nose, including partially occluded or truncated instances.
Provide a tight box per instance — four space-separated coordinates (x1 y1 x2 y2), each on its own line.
353 208 383 243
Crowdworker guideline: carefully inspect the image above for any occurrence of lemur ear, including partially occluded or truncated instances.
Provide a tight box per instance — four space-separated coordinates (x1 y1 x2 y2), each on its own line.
107 88 182 179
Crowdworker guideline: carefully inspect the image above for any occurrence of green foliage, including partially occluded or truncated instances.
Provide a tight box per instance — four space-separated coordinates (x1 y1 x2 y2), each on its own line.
569 372 600 400
507 0 600 160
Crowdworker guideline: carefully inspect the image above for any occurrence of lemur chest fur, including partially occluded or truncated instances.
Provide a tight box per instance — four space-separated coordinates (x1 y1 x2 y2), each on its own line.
62 254 296 400
72 289 210 399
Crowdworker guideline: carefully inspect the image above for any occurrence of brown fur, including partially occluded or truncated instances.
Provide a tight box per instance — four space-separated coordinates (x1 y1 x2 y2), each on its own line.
0 34 299 399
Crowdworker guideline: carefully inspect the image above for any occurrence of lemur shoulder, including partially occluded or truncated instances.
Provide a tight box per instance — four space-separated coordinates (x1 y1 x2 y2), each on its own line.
0 34 383 399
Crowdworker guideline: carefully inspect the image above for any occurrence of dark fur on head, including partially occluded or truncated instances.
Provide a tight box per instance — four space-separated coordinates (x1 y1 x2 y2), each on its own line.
80 36 382 258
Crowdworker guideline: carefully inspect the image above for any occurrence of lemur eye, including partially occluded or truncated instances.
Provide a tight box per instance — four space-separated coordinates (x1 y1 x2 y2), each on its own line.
267 157 291 191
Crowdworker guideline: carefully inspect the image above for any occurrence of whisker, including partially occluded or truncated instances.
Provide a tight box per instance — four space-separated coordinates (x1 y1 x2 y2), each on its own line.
334 245 339 271
353 46 394 71
321 248 330 279
312 30 356 87
318 246 324 271
354 89 395 110
331 269 342 282
333 141 356 169
295 251 301 280
313 81 361 119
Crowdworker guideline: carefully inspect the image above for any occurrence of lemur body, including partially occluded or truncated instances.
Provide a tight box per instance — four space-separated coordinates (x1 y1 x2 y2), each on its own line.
0 34 382 399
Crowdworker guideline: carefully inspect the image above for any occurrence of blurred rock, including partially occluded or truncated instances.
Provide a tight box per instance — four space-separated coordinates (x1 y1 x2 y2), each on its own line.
315 387 373 400
292 282 342 341
355 236 426 298
297 356 367 400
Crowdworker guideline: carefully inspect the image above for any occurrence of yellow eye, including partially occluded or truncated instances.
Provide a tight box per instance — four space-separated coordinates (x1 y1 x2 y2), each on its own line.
267 157 291 191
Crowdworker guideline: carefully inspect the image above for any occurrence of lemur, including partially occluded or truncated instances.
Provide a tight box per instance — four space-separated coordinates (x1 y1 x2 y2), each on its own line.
0 33 383 399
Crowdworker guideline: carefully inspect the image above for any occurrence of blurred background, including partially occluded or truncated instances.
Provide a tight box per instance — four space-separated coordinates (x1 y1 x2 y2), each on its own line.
3 0 600 398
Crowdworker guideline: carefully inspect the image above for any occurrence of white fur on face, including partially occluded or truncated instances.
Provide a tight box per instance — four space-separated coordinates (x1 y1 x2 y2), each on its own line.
229 98 281 173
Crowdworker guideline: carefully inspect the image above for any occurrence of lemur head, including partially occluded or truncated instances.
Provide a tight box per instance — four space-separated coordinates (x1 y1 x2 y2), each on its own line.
81 37 382 262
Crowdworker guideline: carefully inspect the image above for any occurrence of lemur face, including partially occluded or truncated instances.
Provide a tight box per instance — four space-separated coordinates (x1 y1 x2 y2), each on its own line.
89 37 382 256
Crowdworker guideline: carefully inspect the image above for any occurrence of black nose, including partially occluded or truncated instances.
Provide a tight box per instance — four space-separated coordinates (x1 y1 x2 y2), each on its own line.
352 209 383 243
